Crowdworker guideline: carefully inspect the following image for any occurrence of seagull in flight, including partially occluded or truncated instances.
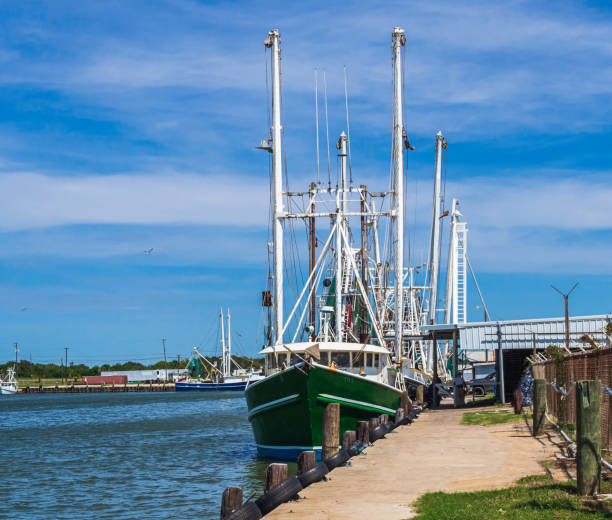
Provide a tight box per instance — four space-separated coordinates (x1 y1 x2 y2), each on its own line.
20 307 28 312
144 248 153 256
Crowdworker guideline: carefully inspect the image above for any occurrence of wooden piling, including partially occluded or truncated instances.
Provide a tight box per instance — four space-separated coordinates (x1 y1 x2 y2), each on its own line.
513 387 523 414
265 463 288 493
577 380 601 495
416 385 424 403
379 414 389 425
368 417 379 437
220 486 243 519
341 430 356 451
348 430 356 446
455 385 465 408
357 420 369 445
532 378 546 436
395 408 405 425
400 391 411 414
297 451 317 475
322 402 340 460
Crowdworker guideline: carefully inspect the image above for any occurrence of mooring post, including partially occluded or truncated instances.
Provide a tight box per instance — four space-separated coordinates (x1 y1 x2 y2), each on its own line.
395 408 405 425
400 390 411 414
416 385 424 404
513 387 523 414
265 463 288 493
220 486 243 519
577 380 601 495
357 420 369 445
322 402 340 460
368 417 380 439
532 378 546 436
379 414 389 425
297 451 317 475
341 431 352 451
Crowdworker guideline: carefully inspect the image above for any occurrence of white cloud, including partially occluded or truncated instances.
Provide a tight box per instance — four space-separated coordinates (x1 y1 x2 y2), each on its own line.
0 171 268 231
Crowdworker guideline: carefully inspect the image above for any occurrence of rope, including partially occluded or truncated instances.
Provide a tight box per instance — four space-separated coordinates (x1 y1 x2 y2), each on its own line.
323 70 331 189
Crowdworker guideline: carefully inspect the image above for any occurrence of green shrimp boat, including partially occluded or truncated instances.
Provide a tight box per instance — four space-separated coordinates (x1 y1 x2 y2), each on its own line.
246 343 403 459
248 28 410 459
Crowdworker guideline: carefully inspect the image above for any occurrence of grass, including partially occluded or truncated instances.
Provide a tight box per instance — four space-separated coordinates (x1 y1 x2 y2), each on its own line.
461 409 530 426
411 477 607 519
18 378 65 388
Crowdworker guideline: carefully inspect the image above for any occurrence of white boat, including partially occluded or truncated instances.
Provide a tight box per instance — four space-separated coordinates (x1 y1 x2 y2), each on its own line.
1 367 18 395
176 308 264 392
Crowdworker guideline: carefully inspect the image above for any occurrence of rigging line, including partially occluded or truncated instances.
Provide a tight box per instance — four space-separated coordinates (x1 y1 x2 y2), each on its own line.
279 47 290 194
314 69 321 185
323 70 332 188
265 46 271 129
343 66 353 187
442 145 448 211
466 253 492 320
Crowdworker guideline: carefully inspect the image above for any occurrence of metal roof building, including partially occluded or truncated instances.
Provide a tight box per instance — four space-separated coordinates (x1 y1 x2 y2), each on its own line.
422 314 612 351
420 314 612 404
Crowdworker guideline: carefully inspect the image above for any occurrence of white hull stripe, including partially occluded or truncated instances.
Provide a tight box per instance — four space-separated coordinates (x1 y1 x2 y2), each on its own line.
257 444 323 451
247 393 301 420
317 393 397 415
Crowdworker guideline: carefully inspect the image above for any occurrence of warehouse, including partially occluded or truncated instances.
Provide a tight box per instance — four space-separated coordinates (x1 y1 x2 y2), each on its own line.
101 368 188 383
421 313 612 403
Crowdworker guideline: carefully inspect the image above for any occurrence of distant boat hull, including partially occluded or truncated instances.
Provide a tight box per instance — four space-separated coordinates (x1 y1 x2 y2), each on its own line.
175 379 248 392
1 385 17 395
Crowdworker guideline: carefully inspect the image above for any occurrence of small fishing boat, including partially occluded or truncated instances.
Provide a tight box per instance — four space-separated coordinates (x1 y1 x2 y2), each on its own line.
176 309 264 392
1 367 18 395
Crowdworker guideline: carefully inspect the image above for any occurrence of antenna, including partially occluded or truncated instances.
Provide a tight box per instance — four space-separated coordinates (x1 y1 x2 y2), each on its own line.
314 69 320 185
343 66 353 187
64 346 69 384
323 70 331 188
14 342 18 377
162 338 168 382
551 282 579 352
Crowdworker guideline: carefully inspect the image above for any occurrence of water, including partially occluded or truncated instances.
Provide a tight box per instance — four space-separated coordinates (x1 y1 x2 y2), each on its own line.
1 392 292 520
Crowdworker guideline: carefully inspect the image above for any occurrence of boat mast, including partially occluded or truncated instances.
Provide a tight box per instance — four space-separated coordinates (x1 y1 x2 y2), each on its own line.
335 132 348 340
220 307 227 378
427 131 445 324
392 27 406 358
265 29 284 346
225 309 232 378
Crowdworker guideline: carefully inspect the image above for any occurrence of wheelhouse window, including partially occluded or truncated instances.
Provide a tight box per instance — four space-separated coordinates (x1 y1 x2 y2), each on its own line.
330 351 350 367
289 353 300 365
365 353 371 367
373 354 380 367
320 351 329 365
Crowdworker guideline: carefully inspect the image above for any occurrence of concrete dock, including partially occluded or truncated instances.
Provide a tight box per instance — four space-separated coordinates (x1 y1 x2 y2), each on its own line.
267 407 561 519
19 382 175 393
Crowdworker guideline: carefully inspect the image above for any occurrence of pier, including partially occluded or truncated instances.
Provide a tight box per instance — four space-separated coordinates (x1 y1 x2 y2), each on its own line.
18 382 175 393
264 406 560 519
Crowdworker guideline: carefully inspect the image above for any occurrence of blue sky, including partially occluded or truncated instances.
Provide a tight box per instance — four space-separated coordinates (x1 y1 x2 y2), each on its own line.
1 0 611 365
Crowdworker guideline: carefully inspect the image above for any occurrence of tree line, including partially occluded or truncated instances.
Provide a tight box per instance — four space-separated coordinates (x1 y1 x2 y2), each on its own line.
0 355 264 380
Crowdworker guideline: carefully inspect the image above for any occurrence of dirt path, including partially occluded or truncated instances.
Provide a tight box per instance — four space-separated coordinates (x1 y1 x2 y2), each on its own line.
266 407 562 519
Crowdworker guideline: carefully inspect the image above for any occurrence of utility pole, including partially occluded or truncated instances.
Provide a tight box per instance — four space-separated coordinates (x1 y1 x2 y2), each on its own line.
162 338 168 382
14 342 19 378
64 347 69 383
551 283 579 352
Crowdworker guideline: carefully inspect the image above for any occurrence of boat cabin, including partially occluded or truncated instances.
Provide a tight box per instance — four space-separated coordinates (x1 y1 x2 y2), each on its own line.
259 342 392 377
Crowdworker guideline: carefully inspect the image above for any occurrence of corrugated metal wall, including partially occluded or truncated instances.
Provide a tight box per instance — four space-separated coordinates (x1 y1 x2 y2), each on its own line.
459 314 612 351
